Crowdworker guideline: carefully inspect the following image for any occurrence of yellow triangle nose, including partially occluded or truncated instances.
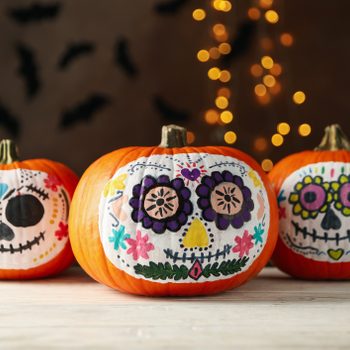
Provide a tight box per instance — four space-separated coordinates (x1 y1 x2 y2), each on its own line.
183 218 209 248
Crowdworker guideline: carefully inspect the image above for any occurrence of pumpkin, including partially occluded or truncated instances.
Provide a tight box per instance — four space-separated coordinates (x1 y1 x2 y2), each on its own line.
269 124 350 279
70 125 278 296
0 139 78 279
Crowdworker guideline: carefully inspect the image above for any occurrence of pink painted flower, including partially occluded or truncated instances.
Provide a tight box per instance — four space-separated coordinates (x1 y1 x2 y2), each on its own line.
232 230 254 258
126 231 154 261
55 222 68 240
44 174 62 192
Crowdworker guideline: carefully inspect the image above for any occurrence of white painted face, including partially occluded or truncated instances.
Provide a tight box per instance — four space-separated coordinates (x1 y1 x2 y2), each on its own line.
278 162 350 263
0 169 70 269
99 153 271 283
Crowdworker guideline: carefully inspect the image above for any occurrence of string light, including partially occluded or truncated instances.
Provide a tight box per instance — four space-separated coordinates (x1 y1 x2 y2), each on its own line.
259 0 274 9
250 64 264 77
208 67 221 80
209 47 221 59
263 74 276 87
277 122 291 135
271 133 284 147
219 70 231 82
261 159 274 172
220 110 233 123
224 131 237 144
197 50 210 62
270 81 282 95
217 87 231 98
298 123 312 136
293 91 306 104
265 10 279 24
215 96 229 109
261 56 274 69
192 9 206 21
204 109 220 124
247 7 261 20
187 131 196 144
270 63 282 76
218 43 231 54
254 84 267 97
280 33 294 47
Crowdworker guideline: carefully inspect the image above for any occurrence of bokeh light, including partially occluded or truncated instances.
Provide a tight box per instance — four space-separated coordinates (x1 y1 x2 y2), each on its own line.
215 96 229 109
220 111 234 124
208 67 221 80
261 159 274 172
293 91 306 104
254 84 267 97
187 131 195 144
217 87 231 98
204 109 219 124
250 64 264 77
224 131 237 144
192 9 206 21
265 10 279 24
218 43 231 54
298 123 312 136
254 137 268 152
277 122 291 135
197 50 210 62
280 33 294 47
263 74 276 87
271 133 284 146
261 56 274 69
219 70 231 83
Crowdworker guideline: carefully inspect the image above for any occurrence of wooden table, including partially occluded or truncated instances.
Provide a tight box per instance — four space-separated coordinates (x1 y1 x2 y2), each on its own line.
0 267 349 349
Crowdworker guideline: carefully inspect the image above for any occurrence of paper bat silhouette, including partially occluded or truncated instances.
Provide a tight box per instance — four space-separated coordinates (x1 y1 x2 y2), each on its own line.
58 42 95 69
115 38 138 77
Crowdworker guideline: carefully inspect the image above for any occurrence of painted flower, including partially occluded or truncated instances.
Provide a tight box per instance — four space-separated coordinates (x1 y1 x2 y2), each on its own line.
196 171 254 230
126 230 154 261
332 174 350 216
232 230 254 258
289 175 332 219
109 225 130 250
44 174 61 192
129 175 193 234
253 223 264 244
55 221 68 240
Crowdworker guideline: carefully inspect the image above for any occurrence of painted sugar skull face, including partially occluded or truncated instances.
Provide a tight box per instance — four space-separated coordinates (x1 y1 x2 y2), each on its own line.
99 153 271 283
278 162 350 263
0 169 70 269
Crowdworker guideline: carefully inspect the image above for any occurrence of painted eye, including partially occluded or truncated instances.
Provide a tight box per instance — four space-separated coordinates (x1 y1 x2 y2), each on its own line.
339 183 350 208
299 184 326 211
6 194 44 227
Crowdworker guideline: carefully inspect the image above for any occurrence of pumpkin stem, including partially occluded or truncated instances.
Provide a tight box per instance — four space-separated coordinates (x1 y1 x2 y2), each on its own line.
159 125 188 148
315 124 350 151
0 139 20 164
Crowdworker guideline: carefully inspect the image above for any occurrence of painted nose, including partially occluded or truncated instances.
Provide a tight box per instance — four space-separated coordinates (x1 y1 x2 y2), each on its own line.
183 218 209 248
0 222 14 241
321 209 341 230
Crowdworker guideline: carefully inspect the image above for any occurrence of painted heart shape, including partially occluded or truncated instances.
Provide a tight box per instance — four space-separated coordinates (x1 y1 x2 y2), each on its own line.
327 248 344 261
181 168 201 181
0 183 9 199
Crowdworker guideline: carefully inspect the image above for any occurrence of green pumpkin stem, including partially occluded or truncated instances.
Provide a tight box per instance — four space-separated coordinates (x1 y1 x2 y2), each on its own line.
0 139 20 164
315 124 350 151
159 125 188 148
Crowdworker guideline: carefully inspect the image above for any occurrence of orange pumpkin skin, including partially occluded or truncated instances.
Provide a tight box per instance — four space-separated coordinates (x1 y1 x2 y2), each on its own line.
0 156 78 280
69 142 278 296
269 150 350 280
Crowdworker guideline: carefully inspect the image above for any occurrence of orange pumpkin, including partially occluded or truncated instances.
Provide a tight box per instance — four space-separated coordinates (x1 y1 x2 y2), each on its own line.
269 124 350 279
0 139 78 279
69 125 278 296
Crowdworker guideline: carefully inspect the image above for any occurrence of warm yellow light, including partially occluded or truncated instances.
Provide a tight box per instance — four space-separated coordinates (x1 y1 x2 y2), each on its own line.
220 111 234 124
209 47 220 59
204 109 219 124
250 64 263 77
219 1 232 12
212 0 223 10
298 123 312 137
277 122 291 135
192 8 206 21
261 56 274 69
208 67 221 80
213 23 226 36
280 33 294 47
270 81 281 95
215 96 229 109
224 131 237 144
254 137 268 152
218 43 231 54
259 0 273 9
247 7 261 20
187 131 195 144
293 91 306 104
261 159 274 172
263 74 276 87
219 70 231 83
270 63 282 76
254 84 267 97
265 10 279 24
197 49 210 62
217 87 231 98
271 133 284 147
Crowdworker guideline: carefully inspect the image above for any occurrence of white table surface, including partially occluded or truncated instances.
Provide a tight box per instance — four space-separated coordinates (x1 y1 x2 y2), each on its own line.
0 267 349 350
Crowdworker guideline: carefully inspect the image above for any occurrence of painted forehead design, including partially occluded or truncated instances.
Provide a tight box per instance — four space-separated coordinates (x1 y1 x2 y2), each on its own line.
99 153 271 283
278 162 350 263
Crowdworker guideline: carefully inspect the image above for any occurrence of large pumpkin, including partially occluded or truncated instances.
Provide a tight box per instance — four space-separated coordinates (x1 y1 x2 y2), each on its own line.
0 139 78 279
269 124 350 279
69 125 278 296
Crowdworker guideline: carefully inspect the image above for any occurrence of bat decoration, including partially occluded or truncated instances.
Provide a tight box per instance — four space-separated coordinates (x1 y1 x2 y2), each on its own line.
8 2 61 24
0 102 20 138
60 94 110 128
221 20 257 67
16 43 40 98
58 42 95 69
153 95 189 122
115 38 138 77
154 0 189 14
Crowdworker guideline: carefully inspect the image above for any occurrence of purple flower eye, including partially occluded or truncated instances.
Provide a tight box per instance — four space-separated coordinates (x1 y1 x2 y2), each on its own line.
339 183 350 208
300 184 326 211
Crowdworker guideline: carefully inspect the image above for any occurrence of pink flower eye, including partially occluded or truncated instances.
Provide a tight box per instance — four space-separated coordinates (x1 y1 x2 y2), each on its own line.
299 184 326 211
